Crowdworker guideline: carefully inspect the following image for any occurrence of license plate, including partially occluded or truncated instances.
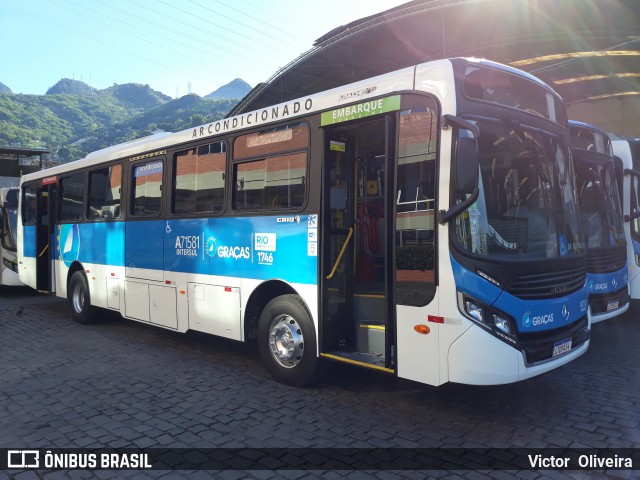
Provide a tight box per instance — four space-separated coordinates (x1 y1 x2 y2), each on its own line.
607 300 619 312
552 338 572 357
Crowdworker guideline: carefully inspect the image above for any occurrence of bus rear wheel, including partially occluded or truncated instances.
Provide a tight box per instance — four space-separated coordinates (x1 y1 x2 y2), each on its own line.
258 294 319 387
68 271 98 324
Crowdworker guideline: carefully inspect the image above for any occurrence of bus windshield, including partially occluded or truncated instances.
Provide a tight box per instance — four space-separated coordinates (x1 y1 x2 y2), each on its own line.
463 65 565 124
2 207 18 251
455 119 584 260
574 159 625 249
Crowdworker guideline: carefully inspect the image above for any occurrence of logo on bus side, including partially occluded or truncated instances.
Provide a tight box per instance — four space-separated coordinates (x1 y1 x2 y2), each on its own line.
255 233 276 265
205 237 217 258
206 233 250 260
255 233 276 252
277 216 300 224
217 245 250 260
58 224 80 267
521 310 555 328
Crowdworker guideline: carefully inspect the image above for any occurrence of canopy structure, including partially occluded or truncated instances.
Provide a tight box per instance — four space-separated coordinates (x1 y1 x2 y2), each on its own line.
230 0 639 137
0 146 50 178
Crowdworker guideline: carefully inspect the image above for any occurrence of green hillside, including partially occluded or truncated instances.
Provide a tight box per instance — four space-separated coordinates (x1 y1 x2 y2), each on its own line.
0 81 241 163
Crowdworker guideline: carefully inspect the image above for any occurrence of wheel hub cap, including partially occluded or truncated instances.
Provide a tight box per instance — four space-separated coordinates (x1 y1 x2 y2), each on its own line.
269 314 304 368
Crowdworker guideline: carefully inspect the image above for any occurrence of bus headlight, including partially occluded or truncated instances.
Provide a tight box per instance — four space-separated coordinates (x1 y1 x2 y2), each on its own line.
493 314 512 335
458 292 517 345
464 300 485 324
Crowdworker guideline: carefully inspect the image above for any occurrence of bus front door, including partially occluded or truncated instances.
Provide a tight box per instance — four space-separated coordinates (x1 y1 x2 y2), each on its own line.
321 117 395 373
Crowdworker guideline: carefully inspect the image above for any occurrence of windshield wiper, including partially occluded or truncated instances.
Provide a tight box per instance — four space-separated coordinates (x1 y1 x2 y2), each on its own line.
506 117 570 249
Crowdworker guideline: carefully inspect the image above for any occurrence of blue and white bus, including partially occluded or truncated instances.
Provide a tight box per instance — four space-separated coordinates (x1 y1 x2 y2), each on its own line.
612 138 640 307
0 187 22 286
18 58 589 386
569 121 629 322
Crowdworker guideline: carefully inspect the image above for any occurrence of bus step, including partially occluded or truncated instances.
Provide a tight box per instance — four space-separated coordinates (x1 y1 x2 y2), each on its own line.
353 283 384 296
354 294 385 324
321 351 392 373
358 322 385 354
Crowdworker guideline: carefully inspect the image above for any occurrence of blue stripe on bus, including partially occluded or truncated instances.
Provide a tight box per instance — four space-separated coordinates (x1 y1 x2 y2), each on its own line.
23 225 37 257
587 263 628 294
40 214 318 285
449 254 502 306
58 222 126 266
450 255 588 333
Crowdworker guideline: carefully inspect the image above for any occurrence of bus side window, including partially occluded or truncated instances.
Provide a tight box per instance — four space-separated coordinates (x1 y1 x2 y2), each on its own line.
59 173 86 222
232 123 309 212
132 160 163 217
173 142 226 215
22 186 38 226
88 164 122 220
233 153 307 211
395 105 438 306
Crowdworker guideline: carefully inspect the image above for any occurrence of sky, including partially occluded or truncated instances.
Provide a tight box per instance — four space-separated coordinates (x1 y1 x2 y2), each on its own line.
0 0 410 98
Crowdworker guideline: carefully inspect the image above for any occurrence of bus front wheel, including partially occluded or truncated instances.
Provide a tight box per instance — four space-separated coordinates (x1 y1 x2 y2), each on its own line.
68 271 97 324
258 294 320 387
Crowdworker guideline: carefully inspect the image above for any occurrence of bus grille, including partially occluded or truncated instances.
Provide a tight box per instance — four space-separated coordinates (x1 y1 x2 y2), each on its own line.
587 249 626 274
508 267 586 300
519 316 589 364
589 287 630 315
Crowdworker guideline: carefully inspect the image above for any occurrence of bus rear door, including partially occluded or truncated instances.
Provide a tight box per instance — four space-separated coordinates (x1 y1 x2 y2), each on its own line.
22 181 56 292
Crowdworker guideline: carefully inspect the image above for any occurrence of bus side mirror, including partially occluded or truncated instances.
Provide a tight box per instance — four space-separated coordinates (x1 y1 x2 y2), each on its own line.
623 168 640 222
440 115 480 224
455 137 478 195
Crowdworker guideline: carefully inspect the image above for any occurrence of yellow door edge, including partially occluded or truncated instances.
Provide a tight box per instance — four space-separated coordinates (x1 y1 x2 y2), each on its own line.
320 353 394 373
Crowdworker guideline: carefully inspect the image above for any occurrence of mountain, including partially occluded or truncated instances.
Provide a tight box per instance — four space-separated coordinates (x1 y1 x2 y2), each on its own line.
100 83 171 109
83 94 238 155
0 82 11 94
46 78 96 96
124 93 237 128
205 78 251 99
0 82 240 163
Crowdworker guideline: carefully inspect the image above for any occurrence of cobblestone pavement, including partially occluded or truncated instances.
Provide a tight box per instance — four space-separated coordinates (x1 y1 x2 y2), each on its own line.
0 286 638 479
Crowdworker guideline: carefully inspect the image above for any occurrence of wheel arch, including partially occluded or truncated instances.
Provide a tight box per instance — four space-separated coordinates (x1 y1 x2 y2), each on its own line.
243 279 311 341
66 261 86 296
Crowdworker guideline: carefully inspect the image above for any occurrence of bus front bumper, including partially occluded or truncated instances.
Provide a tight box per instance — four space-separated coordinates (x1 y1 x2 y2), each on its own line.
447 323 590 385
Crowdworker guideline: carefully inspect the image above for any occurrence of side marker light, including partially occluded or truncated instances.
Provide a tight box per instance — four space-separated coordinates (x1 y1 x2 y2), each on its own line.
414 324 430 334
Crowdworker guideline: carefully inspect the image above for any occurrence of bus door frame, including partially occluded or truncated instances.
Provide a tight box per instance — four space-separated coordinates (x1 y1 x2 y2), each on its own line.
319 112 397 369
36 180 57 292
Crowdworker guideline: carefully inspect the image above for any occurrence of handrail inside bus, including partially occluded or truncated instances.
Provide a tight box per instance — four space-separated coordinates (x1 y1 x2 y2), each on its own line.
624 168 640 179
624 211 640 223
326 227 354 280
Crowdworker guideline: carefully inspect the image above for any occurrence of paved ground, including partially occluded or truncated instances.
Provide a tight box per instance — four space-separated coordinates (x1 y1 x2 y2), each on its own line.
0 286 638 479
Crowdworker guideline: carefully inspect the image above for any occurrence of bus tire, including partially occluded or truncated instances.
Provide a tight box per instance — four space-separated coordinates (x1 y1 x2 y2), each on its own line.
68 271 98 324
258 294 319 387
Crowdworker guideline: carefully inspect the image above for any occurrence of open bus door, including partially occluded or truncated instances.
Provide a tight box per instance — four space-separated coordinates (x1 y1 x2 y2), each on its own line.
35 182 56 292
321 113 396 373
320 95 440 378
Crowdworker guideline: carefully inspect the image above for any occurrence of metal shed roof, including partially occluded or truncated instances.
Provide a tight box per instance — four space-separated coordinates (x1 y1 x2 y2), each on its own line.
229 0 639 134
